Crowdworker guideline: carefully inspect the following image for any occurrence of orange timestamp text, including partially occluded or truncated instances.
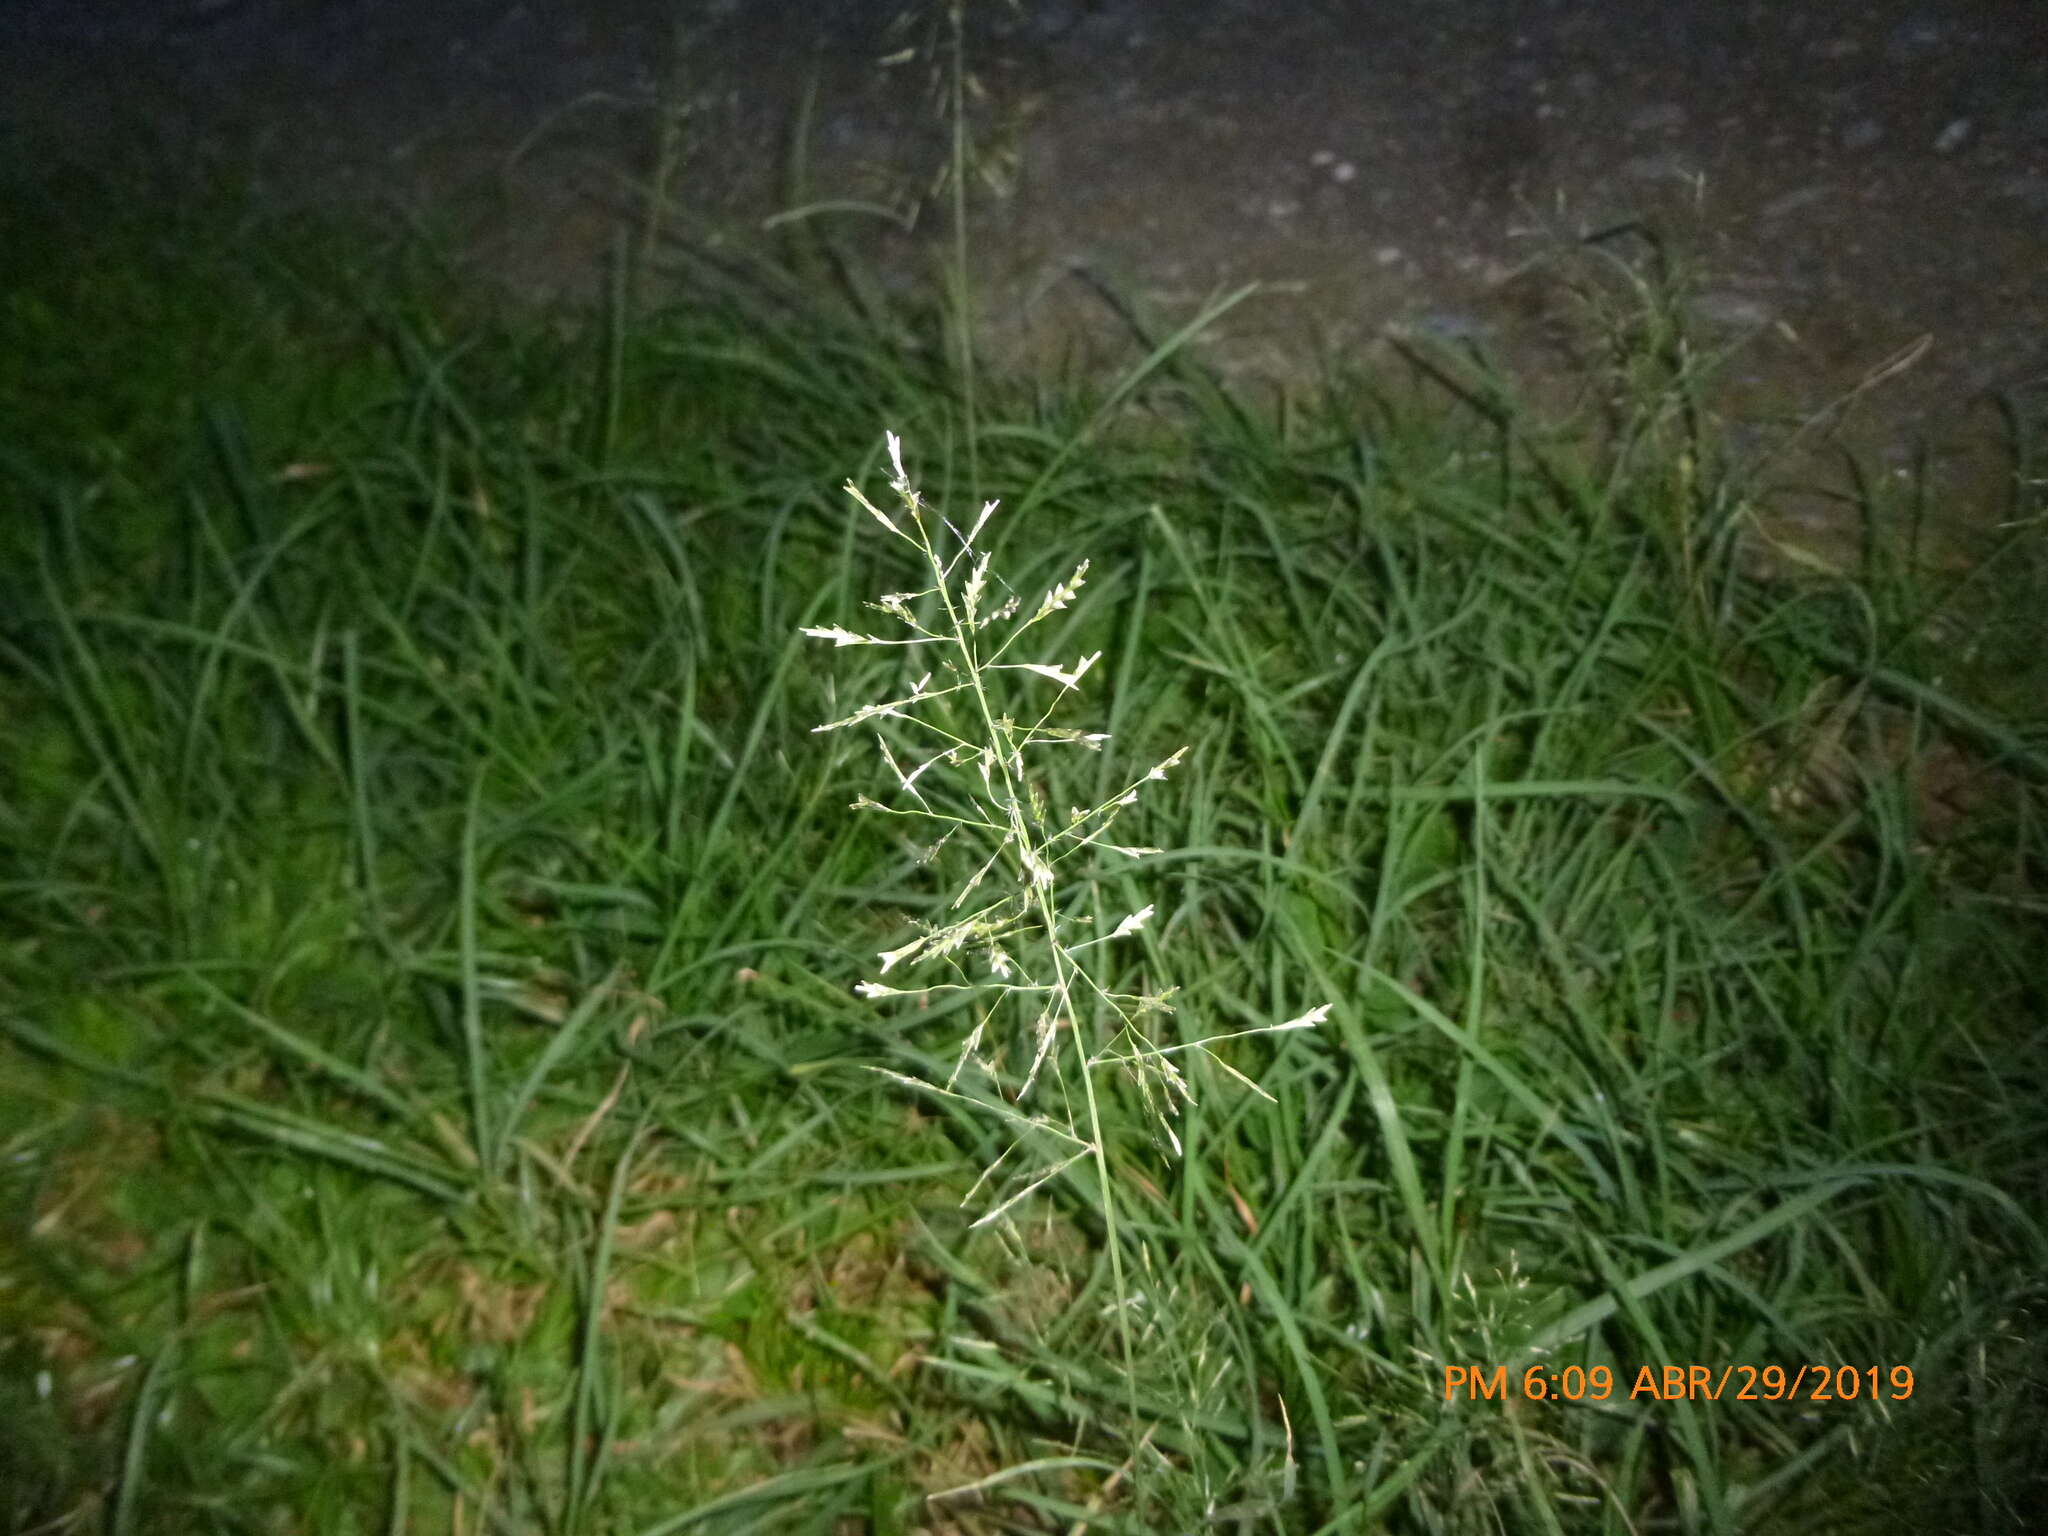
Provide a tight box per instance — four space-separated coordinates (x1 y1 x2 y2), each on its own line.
1445 1363 1916 1404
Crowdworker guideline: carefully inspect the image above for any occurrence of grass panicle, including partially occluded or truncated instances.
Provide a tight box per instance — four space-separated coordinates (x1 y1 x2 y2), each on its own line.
806 430 1327 1137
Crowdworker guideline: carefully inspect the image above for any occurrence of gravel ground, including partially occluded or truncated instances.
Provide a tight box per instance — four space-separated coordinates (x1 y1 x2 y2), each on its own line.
6 0 2045 565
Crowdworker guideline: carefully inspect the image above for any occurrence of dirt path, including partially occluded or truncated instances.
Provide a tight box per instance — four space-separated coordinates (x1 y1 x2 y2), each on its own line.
7 0 2045 566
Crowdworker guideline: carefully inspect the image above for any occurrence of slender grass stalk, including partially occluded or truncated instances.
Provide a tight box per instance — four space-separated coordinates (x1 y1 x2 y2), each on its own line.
803 429 1327 1489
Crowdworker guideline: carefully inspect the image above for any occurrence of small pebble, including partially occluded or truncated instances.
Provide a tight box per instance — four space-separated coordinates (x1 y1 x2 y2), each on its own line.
1622 151 1698 183
1626 102 1687 136
1758 184 1831 220
1688 292 1774 330
1884 16 1948 63
1405 310 1493 341
1996 173 2048 212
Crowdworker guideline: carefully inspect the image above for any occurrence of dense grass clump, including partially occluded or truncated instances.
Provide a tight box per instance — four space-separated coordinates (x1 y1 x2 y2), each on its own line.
2 166 2045 1535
